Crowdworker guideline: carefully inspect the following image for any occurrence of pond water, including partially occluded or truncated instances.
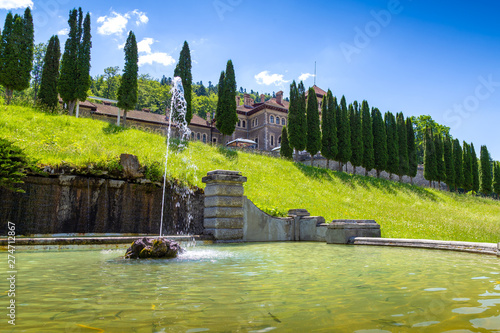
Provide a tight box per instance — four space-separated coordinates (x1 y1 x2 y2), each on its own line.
4 242 500 332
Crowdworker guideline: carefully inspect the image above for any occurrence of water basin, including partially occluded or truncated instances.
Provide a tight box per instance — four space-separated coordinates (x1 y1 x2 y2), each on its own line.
5 242 500 332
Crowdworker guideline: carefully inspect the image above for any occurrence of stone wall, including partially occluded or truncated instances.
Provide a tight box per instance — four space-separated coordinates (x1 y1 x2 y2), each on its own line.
0 175 204 236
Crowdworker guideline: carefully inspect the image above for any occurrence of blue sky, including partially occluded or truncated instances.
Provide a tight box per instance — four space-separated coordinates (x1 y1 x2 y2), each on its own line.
2 0 500 160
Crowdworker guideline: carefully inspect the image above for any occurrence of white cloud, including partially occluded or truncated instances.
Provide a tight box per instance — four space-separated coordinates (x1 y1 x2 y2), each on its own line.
97 9 149 36
298 73 315 82
139 52 175 67
0 0 32 9
255 71 289 86
137 37 154 53
57 28 69 36
132 9 149 25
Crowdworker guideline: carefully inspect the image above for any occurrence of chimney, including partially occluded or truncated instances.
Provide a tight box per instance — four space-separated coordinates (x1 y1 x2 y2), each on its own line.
236 96 240 105
206 112 211 123
244 93 251 106
276 91 283 104
260 94 266 103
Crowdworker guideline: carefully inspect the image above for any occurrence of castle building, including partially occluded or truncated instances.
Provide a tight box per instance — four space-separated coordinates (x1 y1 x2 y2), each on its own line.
70 85 327 152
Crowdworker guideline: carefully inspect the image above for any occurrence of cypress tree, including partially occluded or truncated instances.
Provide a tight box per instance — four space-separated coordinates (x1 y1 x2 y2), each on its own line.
396 112 409 181
471 143 479 193
280 126 293 160
462 142 472 192
58 8 92 116
479 145 492 195
443 134 455 191
372 108 387 178
453 139 463 192
287 81 303 159
215 70 225 135
320 90 337 169
423 127 436 187
173 41 193 124
434 133 445 189
297 81 307 150
117 31 138 127
406 117 418 184
350 101 363 174
336 95 351 171
361 100 374 176
306 87 321 167
0 8 34 104
492 162 500 199
385 111 399 179
215 60 238 143
38 35 61 109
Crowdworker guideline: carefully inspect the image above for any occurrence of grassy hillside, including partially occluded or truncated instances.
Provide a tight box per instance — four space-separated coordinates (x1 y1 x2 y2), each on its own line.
1 105 499 243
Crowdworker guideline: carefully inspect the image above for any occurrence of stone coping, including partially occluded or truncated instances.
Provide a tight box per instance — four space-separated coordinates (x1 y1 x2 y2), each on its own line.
327 223 380 229
351 237 499 256
0 235 207 246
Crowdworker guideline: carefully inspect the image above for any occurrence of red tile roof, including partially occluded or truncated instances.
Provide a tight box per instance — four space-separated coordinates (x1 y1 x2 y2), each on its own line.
305 85 327 97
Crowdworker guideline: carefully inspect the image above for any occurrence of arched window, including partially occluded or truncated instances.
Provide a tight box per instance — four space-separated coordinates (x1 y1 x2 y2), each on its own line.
242 120 246 128
255 137 258 148
270 115 274 123
191 132 195 140
196 133 200 140
270 135 274 146
212 138 217 144
238 119 241 127
278 136 282 144
282 118 286 125
276 116 280 125
202 134 207 143
256 118 258 126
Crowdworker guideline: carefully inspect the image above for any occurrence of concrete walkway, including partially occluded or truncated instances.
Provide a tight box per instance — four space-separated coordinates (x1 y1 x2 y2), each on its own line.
351 237 499 256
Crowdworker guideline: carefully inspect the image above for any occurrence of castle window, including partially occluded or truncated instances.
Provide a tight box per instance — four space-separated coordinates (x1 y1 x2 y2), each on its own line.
242 120 246 128
213 138 217 144
196 133 200 140
282 118 286 125
270 115 274 123
270 135 274 146
278 136 282 144
238 119 241 127
276 116 280 125
191 132 195 140
203 134 207 143
255 137 258 148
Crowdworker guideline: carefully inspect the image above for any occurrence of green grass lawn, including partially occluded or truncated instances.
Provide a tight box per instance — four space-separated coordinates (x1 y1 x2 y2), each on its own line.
1 105 499 243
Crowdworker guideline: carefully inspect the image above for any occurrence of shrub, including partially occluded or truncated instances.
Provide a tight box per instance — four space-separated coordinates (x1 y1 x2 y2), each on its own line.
0 138 28 192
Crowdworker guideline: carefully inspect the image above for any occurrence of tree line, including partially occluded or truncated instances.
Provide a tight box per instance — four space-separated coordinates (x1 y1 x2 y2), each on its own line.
280 81 500 198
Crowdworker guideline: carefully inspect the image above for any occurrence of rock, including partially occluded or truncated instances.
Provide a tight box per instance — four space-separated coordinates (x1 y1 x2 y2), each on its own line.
124 237 183 259
120 154 144 179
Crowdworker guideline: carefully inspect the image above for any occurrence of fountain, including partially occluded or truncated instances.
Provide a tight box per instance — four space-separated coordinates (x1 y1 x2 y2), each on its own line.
125 77 191 259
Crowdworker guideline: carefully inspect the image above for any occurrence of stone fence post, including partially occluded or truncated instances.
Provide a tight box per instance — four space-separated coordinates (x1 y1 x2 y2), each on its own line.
202 170 247 241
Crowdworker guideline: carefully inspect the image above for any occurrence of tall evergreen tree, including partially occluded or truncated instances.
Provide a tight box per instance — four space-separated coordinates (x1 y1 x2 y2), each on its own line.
434 133 445 189
350 101 363 174
372 108 387 178
423 127 437 187
361 100 374 176
0 8 34 104
38 35 61 109
471 143 479 193
452 139 463 192
406 117 418 184
336 95 351 171
396 112 409 181
287 81 305 159
462 142 472 192
280 126 293 159
443 134 455 191
320 91 337 169
297 81 307 149
117 31 138 127
479 145 492 195
306 87 321 166
58 8 92 116
215 71 225 136
215 60 238 143
492 162 500 199
384 111 399 179
173 41 192 124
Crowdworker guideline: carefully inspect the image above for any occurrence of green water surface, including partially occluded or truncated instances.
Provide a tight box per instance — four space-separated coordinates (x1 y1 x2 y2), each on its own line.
2 243 500 332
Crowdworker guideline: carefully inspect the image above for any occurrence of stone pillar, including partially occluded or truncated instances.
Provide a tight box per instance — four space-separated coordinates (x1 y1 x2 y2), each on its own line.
202 170 247 241
288 209 310 241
